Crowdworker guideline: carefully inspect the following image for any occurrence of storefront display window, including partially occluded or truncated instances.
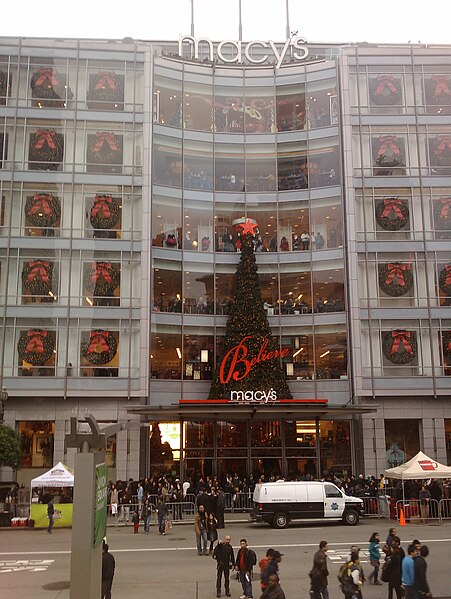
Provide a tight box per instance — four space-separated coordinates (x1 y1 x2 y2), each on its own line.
183 140 214 191
243 87 275 134
21 258 59 304
80 330 119 377
277 140 308 191
282 332 314 380
153 76 183 127
307 78 338 128
214 84 244 133
150 325 182 379
214 203 245 251
314 330 347 380
153 134 182 187
17 328 56 376
279 266 312 314
82 261 120 307
152 260 182 312
278 200 309 251
152 195 181 249
183 327 214 380
440 331 451 375
312 264 345 313
183 80 213 131
310 196 342 248
215 143 245 191
215 268 235 315
183 199 214 251
385 419 420 468
245 202 277 252
149 422 179 476
245 145 276 191
18 421 54 468
319 421 351 475
183 263 213 315
85 194 122 240
276 83 306 131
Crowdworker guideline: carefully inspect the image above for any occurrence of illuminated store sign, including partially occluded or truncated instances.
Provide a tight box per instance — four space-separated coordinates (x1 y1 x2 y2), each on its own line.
179 35 309 69
230 389 277 404
219 336 290 384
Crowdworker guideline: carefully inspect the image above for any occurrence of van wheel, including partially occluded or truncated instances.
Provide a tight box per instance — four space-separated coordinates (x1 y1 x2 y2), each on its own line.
272 513 289 529
343 509 359 526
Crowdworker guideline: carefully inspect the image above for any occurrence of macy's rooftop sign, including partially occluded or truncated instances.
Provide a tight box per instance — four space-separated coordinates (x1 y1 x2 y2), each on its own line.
178 34 309 69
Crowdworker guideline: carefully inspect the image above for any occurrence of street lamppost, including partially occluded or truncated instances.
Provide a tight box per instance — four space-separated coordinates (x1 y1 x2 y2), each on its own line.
0 387 8 424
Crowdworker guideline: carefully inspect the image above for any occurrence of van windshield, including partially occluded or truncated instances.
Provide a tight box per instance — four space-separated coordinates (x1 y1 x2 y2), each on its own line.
324 484 343 498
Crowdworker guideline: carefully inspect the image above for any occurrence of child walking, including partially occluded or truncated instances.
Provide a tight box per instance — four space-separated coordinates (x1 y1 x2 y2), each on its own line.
368 531 382 585
132 510 140 534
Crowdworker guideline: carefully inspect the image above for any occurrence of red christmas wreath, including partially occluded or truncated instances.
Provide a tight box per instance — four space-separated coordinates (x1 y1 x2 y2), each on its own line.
433 197 451 231
29 129 64 164
90 195 120 230
21 260 54 296
442 331 451 358
432 135 451 166
375 198 409 231
25 193 61 228
439 265 451 296
81 330 118 365
382 330 417 364
88 72 123 103
84 262 120 296
378 263 413 297
374 135 404 167
426 76 451 106
370 75 401 105
17 329 54 365
88 132 121 164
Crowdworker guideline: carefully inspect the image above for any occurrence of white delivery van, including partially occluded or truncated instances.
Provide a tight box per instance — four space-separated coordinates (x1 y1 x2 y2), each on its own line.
251 481 364 528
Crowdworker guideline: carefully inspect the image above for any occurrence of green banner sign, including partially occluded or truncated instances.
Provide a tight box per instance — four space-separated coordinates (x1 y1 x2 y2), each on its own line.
93 463 108 548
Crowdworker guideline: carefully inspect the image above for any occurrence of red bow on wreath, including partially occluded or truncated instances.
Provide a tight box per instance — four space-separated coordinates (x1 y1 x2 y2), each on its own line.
95 72 116 91
391 330 413 355
432 75 451 97
91 196 112 218
92 132 118 153
375 75 399 96
34 130 57 150
386 263 411 286
35 68 59 88
87 331 110 353
377 136 400 158
434 135 451 157
91 262 113 284
381 198 404 219
28 194 53 216
438 197 451 219
444 265 451 286
25 330 48 354
27 261 50 284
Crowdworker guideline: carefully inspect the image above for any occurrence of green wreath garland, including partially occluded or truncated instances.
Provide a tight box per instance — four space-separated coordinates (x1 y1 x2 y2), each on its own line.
30 68 62 100
88 132 122 165
382 330 417 364
81 330 118 365
378 263 413 297
17 329 54 365
375 198 409 231
84 262 120 296
90 195 120 230
25 194 61 228
88 72 124 104
431 136 451 166
29 130 64 166
442 331 451 358
374 136 404 167
439 265 451 296
433 198 451 231
21 260 54 296
369 75 402 105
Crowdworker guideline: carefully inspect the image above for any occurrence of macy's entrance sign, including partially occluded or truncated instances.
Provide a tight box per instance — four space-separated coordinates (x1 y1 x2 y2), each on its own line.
219 335 290 384
179 35 309 69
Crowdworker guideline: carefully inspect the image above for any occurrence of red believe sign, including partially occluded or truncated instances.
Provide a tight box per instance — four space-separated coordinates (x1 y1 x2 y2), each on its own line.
219 335 290 384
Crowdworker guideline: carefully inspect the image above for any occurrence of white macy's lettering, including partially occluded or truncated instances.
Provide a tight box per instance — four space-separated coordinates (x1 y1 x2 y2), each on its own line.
230 389 277 403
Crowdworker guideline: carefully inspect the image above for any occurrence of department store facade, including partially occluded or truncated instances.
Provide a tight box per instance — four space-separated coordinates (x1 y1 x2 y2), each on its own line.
0 36 449 486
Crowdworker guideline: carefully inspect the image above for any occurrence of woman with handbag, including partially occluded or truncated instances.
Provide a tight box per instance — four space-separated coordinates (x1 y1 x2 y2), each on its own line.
207 512 219 555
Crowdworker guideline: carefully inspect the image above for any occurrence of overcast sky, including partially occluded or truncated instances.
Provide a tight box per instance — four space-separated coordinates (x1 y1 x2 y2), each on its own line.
2 0 451 45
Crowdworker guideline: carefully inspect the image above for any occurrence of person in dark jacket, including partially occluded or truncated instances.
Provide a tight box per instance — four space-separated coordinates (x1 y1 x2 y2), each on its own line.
47 498 55 534
385 536 405 599
236 538 255 599
216 488 226 529
260 574 286 599
311 540 329 599
213 535 235 598
261 551 282 590
101 543 115 599
157 497 168 535
414 545 431 598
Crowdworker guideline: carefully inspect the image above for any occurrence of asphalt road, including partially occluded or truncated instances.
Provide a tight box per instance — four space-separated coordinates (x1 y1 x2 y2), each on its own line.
1 518 450 599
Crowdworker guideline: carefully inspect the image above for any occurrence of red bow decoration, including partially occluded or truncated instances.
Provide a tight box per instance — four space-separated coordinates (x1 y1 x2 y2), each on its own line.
391 330 413 355
381 198 404 219
25 330 48 354
35 68 59 88
444 265 451 287
26 261 50 284
377 136 401 158
434 135 451 156
87 331 110 354
438 197 451 219
92 132 119 154
432 75 451 97
385 263 410 287
91 196 112 218
34 130 57 150
28 194 53 216
95 72 116 91
91 262 113 284
375 75 399 96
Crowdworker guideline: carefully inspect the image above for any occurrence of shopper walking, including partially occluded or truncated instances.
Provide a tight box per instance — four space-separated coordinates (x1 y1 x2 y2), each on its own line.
132 510 140 534
260 574 286 599
414 545 432 598
142 499 151 534
216 487 226 529
157 497 168 535
259 549 275 593
47 498 54 534
194 504 208 555
213 534 235 598
402 544 420 599
368 532 382 585
341 550 364 599
101 543 115 599
310 540 329 599
207 512 219 555
384 536 404 599
236 538 257 599
261 550 282 591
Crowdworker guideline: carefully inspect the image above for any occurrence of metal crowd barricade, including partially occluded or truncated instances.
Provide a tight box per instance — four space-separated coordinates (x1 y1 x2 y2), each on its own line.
396 499 441 524
377 495 391 519
232 492 254 512
361 496 379 517
164 501 196 522
439 498 451 520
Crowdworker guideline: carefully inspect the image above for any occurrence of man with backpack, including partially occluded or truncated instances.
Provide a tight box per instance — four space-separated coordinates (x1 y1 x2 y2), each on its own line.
236 538 257 599
338 550 364 599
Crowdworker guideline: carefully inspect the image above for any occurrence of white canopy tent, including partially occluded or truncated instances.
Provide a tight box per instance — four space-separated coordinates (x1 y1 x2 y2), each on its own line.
384 451 451 480
31 462 74 488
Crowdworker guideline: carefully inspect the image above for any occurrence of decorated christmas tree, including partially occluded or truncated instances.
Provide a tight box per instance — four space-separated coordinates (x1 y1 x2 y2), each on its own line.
209 219 292 400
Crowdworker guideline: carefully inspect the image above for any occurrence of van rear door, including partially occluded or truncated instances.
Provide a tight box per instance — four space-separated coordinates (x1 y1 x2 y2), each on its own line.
323 483 345 518
292 484 309 518
306 485 324 518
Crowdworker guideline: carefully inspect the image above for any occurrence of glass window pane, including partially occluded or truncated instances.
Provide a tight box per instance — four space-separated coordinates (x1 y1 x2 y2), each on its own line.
183 326 214 380
153 259 182 313
277 141 308 191
150 324 181 379
215 84 244 133
183 262 214 314
153 134 182 187
183 139 213 191
312 262 345 313
215 143 245 191
310 195 342 249
307 78 338 128
154 75 182 127
183 80 213 131
276 83 306 131
245 145 276 192
152 195 182 249
279 199 309 251
315 328 347 379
